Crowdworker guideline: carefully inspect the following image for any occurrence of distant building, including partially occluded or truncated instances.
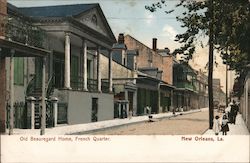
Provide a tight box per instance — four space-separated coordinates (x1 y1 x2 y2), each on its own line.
124 35 175 114
173 61 199 111
213 78 226 105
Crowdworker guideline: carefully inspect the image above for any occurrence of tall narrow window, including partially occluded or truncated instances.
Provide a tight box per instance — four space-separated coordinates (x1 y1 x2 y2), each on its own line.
71 55 79 89
14 57 24 85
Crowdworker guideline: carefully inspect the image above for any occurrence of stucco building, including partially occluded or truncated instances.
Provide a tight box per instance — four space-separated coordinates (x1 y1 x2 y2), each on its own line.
1 2 118 132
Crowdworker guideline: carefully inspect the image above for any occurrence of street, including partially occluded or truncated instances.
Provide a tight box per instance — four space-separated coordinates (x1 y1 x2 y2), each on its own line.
91 110 209 135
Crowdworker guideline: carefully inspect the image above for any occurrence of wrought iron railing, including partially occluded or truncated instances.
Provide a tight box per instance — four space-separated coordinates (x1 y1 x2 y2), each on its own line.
25 75 36 97
5 15 46 48
87 79 98 92
71 76 83 90
101 80 109 93
47 74 55 98
57 75 109 93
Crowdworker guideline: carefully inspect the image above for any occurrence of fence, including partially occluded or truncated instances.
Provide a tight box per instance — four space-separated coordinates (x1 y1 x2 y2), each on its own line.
6 102 27 129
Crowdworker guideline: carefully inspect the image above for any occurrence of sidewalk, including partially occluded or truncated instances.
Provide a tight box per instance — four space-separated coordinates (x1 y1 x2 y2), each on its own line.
204 113 249 135
6 108 207 135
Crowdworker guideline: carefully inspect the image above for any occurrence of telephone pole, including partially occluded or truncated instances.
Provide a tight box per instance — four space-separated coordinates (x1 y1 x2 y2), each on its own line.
208 0 214 129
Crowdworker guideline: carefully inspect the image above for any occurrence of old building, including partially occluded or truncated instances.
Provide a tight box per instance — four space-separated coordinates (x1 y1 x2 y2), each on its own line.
196 69 209 108
213 78 226 106
1 2 118 132
173 61 199 111
0 2 50 133
124 35 175 114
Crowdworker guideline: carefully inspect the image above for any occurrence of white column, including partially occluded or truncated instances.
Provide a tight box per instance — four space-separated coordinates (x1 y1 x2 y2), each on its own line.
171 90 175 114
125 90 129 117
40 57 46 135
51 97 58 127
64 32 71 89
26 96 36 129
83 39 88 91
133 90 137 116
97 46 101 92
108 50 113 93
9 49 14 135
158 84 161 113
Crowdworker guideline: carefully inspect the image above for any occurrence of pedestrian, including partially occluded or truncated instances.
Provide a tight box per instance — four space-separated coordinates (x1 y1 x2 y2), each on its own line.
230 100 238 124
221 115 229 135
213 115 220 135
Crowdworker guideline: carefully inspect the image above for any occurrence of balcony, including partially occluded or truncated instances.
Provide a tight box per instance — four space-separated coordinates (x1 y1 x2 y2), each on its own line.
5 15 46 48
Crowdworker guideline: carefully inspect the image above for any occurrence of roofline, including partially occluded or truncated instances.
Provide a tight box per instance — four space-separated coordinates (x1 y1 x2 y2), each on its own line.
19 3 99 10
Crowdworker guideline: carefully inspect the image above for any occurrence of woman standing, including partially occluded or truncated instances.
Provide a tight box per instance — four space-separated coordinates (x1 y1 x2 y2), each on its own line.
221 115 230 135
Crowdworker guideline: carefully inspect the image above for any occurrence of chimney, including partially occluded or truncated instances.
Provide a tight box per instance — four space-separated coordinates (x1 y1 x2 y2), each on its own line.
152 38 157 51
118 33 124 44
0 0 7 37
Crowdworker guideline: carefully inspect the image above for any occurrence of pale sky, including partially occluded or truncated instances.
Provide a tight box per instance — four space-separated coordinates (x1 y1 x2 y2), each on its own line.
8 0 235 93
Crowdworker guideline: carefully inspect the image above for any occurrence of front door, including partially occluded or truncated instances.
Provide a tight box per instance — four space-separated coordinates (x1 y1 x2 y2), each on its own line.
53 52 65 88
91 98 98 122
35 58 42 89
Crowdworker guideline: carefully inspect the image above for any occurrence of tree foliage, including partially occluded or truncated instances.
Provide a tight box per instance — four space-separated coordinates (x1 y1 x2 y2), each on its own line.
145 0 250 73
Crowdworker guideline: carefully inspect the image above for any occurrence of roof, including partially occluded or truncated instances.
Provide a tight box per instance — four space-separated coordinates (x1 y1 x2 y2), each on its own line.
112 43 127 50
19 4 98 18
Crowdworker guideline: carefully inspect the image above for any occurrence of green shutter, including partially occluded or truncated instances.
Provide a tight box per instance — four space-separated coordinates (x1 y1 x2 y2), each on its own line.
14 58 24 85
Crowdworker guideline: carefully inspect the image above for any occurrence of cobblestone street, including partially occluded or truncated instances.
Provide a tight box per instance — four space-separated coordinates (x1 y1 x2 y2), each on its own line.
92 110 209 135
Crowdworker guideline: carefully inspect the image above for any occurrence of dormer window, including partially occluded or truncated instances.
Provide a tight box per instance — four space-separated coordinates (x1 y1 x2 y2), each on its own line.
91 15 97 26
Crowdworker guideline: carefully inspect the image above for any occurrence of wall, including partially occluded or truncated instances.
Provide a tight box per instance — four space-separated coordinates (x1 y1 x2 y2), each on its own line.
0 0 7 133
124 35 152 68
100 54 133 79
162 56 173 85
0 0 7 36
5 57 36 102
54 89 114 125
124 35 174 84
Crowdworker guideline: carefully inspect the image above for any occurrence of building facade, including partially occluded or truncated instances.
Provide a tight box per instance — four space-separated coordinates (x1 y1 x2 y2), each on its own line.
2 3 118 131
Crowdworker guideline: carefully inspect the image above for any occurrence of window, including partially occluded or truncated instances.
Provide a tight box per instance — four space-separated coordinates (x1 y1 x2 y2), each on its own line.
71 55 79 89
14 58 24 85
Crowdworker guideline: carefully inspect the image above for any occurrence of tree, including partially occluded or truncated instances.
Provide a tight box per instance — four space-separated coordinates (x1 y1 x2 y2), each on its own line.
146 0 250 129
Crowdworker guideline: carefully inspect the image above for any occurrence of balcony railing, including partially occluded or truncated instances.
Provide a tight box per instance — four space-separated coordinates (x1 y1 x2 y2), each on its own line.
70 76 110 93
5 15 46 48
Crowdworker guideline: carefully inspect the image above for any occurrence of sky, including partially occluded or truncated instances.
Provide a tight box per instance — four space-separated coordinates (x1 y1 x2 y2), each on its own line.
8 0 235 93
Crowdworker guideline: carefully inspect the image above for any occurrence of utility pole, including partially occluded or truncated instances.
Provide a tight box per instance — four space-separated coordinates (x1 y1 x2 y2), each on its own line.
40 57 46 135
208 0 214 129
9 50 15 135
226 64 228 107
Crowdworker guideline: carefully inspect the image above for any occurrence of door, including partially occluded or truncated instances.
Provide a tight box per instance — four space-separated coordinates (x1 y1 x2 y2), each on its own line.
35 58 42 88
128 91 134 112
53 52 65 88
91 98 98 122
